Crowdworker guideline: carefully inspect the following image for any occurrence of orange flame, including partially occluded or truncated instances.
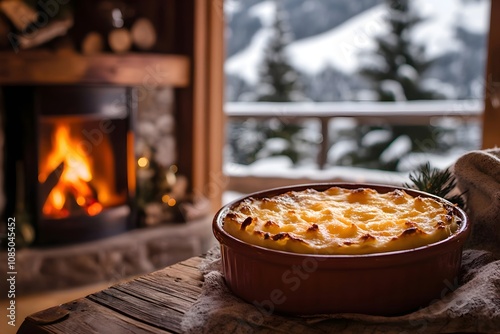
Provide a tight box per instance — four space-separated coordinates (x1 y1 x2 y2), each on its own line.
40 125 103 218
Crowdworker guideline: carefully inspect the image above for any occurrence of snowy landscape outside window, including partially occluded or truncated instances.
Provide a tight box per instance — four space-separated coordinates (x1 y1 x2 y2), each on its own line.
223 0 489 190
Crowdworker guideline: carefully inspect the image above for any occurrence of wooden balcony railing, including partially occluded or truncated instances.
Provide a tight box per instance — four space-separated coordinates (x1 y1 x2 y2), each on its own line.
225 100 483 169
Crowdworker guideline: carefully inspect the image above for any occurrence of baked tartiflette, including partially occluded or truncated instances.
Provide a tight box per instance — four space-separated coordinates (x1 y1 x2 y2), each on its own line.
223 186 460 255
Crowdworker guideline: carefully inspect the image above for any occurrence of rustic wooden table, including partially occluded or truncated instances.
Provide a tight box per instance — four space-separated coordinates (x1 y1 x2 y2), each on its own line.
17 256 204 334
17 253 495 334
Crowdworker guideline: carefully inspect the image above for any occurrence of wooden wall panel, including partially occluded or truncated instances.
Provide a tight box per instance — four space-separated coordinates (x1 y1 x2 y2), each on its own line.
483 1 500 149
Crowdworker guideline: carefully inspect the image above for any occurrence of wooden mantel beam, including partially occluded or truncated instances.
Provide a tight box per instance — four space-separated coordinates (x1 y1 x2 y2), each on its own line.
0 51 190 87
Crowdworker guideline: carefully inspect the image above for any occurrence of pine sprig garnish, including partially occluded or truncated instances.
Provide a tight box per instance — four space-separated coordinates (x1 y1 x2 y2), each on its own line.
404 163 465 209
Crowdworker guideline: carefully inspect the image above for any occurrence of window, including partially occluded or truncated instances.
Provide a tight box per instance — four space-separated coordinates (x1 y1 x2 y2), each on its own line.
223 0 490 193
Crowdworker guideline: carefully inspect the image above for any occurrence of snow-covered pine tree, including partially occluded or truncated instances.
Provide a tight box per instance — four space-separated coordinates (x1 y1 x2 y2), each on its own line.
256 0 303 102
350 0 448 171
360 0 440 101
247 0 308 165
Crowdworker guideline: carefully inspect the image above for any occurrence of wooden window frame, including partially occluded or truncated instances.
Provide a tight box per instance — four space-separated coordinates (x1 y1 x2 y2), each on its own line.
192 0 225 211
483 1 500 148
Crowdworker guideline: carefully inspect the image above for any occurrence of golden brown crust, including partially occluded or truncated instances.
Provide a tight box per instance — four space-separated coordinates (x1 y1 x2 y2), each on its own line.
223 187 460 255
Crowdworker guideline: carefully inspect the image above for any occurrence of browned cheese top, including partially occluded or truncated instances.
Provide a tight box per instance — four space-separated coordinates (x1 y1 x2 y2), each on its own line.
223 187 460 255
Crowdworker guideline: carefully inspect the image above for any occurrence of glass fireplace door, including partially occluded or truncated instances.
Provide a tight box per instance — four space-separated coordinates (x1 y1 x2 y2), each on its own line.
3 85 136 245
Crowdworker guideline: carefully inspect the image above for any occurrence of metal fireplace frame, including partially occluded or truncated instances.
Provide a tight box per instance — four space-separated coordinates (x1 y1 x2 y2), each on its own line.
3 85 137 245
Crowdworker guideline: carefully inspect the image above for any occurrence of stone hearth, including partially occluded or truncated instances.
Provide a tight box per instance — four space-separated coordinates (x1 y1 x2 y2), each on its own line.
0 216 216 296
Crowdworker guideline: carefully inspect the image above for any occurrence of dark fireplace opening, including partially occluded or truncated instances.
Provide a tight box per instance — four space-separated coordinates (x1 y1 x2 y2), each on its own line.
3 85 137 245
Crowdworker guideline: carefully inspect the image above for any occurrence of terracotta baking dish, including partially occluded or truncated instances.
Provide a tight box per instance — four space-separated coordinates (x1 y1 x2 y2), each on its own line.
213 183 470 316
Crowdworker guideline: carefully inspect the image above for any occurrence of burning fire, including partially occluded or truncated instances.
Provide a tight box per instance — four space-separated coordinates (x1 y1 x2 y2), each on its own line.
39 125 103 218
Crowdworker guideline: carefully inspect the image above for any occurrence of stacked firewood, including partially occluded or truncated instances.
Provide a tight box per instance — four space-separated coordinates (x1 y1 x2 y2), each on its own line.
82 16 157 55
0 0 73 51
73 0 157 55
0 0 158 54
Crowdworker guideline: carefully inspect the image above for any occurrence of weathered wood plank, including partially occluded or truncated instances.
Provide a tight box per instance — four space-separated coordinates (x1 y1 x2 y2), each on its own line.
158 264 205 283
88 289 184 333
109 283 195 313
178 256 204 269
19 298 174 334
85 256 206 332
145 265 204 290
122 257 204 297
149 263 202 281
17 256 206 334
139 277 201 297
0 51 190 87
121 277 201 303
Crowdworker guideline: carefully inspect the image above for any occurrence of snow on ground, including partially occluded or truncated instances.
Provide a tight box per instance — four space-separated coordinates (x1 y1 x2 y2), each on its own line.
225 157 410 185
397 148 470 172
223 144 473 202
223 147 469 198
225 0 490 83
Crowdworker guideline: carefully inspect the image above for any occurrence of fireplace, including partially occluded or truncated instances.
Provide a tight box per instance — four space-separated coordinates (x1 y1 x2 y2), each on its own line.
3 86 136 245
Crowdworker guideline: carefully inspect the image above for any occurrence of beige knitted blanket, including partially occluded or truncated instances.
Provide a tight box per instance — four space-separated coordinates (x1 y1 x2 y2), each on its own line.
181 149 500 333
454 148 500 254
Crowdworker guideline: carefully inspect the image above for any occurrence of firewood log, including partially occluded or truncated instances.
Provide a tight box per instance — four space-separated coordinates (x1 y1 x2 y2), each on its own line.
108 27 132 53
131 17 157 51
81 31 104 55
17 16 73 50
0 0 37 30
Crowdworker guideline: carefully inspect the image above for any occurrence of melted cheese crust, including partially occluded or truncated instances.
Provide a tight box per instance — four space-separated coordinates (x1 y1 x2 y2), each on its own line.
223 187 460 255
